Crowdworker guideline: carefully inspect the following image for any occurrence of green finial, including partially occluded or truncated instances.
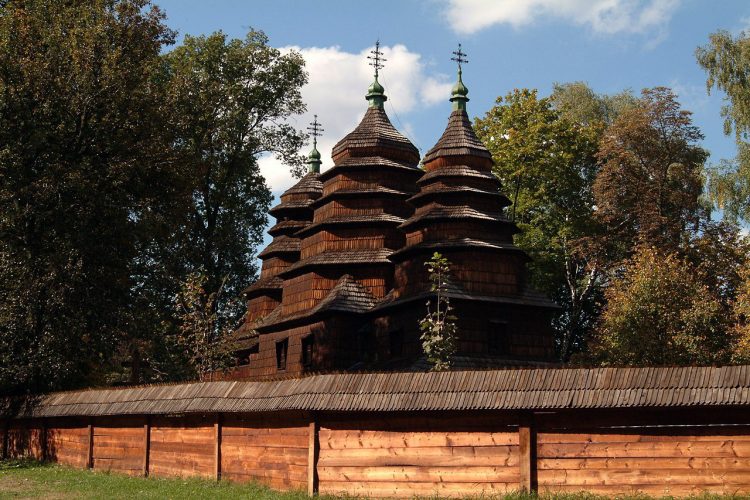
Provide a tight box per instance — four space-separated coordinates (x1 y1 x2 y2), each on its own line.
306 115 323 174
450 43 469 111
366 40 388 108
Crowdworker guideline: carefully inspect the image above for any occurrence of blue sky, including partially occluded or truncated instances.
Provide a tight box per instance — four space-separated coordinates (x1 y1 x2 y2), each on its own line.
156 0 746 206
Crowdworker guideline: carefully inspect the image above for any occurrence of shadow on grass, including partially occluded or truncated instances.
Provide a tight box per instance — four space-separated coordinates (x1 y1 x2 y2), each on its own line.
0 458 53 471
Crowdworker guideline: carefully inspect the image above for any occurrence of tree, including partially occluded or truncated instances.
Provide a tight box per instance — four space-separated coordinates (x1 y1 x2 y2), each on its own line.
593 87 708 255
0 0 179 394
474 88 604 361
588 247 731 366
420 252 457 371
127 31 308 382
551 81 637 127
165 30 306 319
696 30 750 222
171 272 235 381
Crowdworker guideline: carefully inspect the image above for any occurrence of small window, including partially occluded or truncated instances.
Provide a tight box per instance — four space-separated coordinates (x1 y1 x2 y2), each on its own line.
236 344 259 367
488 321 509 355
357 329 376 362
276 338 288 371
301 335 315 369
389 329 404 358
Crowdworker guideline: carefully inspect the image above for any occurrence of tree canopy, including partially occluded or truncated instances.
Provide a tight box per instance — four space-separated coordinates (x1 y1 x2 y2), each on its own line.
0 0 307 394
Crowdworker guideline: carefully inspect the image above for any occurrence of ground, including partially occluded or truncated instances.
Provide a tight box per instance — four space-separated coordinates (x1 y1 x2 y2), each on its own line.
0 460 748 500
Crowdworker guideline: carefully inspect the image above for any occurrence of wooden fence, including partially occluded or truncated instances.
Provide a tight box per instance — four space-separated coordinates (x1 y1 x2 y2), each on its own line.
4 406 750 497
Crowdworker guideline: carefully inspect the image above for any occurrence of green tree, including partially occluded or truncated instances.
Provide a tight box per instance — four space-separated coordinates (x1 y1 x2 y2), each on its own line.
551 81 637 126
171 272 235 381
588 246 731 366
593 87 708 255
128 31 308 382
420 252 457 371
696 30 750 222
0 0 179 394
474 89 604 361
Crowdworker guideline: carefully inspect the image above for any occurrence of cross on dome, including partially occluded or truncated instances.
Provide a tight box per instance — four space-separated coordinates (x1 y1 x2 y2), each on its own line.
451 43 468 71
306 114 323 174
307 114 324 149
367 40 386 78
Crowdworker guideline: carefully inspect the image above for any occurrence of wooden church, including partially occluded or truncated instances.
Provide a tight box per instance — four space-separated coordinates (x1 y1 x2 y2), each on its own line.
229 45 557 380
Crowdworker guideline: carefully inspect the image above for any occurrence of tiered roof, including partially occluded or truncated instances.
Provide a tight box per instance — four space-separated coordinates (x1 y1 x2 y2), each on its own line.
235 142 323 342
392 69 517 256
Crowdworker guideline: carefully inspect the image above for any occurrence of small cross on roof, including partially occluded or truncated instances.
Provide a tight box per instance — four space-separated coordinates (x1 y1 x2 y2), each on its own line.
367 40 386 77
307 115 324 147
451 43 468 71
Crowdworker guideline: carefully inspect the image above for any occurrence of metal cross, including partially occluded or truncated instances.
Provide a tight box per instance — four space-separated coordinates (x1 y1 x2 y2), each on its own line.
307 115 324 148
367 40 386 77
451 43 468 71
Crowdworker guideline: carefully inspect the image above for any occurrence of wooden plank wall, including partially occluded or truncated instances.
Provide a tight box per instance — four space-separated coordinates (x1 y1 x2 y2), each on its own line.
221 413 308 489
149 415 215 478
92 416 145 476
4 408 750 497
46 418 89 468
537 428 750 496
316 414 520 498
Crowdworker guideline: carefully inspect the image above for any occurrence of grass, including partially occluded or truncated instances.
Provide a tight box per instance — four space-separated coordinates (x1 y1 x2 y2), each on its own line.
1 460 749 500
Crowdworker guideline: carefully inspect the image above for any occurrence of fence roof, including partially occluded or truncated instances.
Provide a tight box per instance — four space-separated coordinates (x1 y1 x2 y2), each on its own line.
5 365 750 418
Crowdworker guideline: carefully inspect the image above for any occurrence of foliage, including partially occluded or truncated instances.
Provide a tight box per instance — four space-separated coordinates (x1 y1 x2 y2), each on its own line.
132 31 307 382
474 88 605 361
594 87 708 255
0 0 179 394
551 81 637 126
171 272 235 381
696 30 750 222
420 252 457 371
588 247 731 366
0 2 308 393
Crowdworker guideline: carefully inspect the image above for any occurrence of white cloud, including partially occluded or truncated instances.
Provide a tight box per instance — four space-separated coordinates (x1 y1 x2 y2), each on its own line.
443 0 681 37
258 44 453 194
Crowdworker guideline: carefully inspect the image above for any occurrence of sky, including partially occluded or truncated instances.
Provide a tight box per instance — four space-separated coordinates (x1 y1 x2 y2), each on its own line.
155 0 747 218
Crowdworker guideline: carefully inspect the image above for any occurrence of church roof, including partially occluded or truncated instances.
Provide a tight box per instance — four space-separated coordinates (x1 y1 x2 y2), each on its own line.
256 275 376 331
280 248 393 276
241 276 283 297
267 219 309 237
399 205 514 230
257 236 300 259
331 107 420 164
422 109 492 163
281 172 322 197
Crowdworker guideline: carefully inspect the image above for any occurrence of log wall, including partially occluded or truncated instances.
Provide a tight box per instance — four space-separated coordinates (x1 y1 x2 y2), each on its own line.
4 408 750 497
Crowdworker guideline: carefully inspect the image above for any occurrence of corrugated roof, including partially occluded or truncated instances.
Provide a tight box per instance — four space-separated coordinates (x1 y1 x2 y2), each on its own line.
6 366 750 418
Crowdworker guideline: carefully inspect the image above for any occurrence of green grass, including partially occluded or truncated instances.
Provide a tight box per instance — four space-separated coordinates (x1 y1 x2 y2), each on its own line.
0 460 748 500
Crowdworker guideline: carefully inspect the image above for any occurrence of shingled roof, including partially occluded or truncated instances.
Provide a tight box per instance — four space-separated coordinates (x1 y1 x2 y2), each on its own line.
331 107 420 163
256 275 376 331
7 365 750 418
422 109 492 163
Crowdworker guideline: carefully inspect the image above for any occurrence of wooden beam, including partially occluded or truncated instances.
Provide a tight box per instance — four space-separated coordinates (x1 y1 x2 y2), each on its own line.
518 412 537 493
214 414 222 481
143 416 150 477
86 420 94 469
1 420 8 460
308 417 319 496
40 418 47 462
